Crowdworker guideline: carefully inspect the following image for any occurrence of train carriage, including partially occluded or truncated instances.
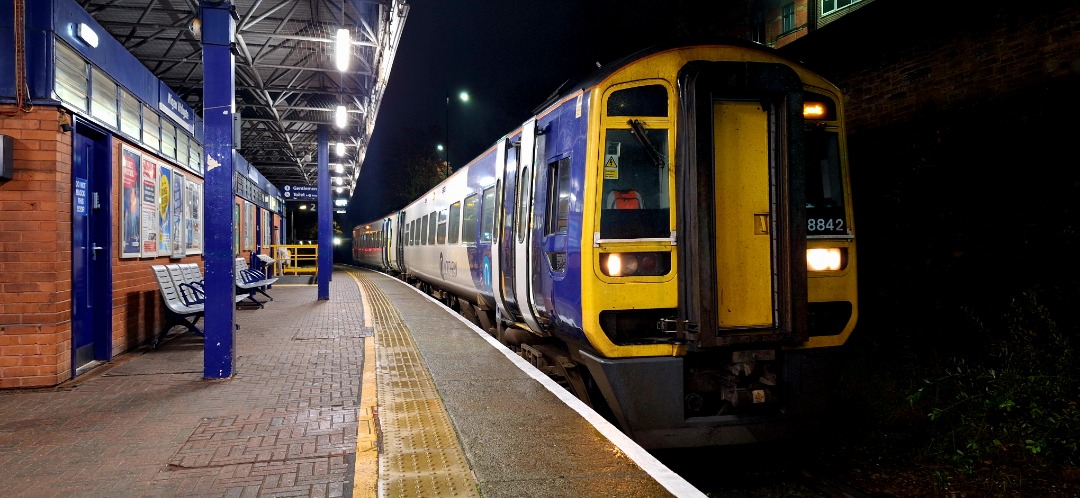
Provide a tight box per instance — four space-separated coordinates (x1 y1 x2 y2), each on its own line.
353 40 857 449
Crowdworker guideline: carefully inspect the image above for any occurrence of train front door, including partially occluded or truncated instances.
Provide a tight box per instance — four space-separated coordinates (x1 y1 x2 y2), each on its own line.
71 120 113 375
677 62 807 347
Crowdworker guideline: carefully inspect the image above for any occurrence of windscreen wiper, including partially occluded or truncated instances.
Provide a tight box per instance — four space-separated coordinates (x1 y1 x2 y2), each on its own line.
628 119 665 169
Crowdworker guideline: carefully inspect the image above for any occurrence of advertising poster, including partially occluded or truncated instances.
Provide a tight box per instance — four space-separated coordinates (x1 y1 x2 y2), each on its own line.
158 165 172 253
120 146 141 258
140 157 159 257
244 201 255 251
233 202 240 255
185 180 202 254
171 173 185 258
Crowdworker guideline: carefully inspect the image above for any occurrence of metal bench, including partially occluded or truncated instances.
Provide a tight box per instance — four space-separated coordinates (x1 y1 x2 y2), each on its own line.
152 264 245 347
235 257 278 308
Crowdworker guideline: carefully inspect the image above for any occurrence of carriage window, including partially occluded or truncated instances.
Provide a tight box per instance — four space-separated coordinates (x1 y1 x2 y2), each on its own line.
805 127 847 236
427 211 438 245
599 128 670 239
462 194 479 243
421 215 429 245
436 209 448 244
481 186 496 243
516 168 532 242
448 201 461 244
606 85 668 117
547 157 571 234
411 219 418 245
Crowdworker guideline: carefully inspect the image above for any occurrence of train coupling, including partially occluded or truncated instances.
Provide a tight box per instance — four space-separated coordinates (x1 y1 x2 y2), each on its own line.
657 317 699 342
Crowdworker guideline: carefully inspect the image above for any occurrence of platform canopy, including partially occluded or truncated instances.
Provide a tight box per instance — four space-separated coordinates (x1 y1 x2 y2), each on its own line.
79 0 409 192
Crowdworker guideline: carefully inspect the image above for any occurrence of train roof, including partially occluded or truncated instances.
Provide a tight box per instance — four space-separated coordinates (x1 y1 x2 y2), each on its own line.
530 37 794 114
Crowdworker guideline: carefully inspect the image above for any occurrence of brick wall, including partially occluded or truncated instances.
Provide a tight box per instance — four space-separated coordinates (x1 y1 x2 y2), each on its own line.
0 107 73 387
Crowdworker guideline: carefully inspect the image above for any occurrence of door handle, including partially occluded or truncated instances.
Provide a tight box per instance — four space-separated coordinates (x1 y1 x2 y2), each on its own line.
91 244 104 261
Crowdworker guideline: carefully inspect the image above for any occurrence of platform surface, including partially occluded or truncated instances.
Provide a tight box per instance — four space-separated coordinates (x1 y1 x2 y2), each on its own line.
0 267 700 497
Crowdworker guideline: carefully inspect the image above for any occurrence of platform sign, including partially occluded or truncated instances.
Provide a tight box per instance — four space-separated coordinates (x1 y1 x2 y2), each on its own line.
282 184 318 201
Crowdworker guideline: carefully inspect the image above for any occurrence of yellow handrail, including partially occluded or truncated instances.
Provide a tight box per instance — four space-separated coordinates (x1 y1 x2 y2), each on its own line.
267 244 318 276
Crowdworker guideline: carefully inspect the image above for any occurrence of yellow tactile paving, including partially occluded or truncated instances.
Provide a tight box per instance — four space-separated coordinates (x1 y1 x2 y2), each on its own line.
348 269 480 497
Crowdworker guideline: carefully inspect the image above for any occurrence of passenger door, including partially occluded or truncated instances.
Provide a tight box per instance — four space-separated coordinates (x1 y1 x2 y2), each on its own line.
71 120 113 374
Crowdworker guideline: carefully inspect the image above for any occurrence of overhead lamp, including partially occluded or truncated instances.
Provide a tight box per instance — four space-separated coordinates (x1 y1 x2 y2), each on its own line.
334 105 347 128
335 28 351 71
334 163 344 174
334 177 344 186
335 141 345 157
77 23 99 48
335 187 344 194
334 199 348 207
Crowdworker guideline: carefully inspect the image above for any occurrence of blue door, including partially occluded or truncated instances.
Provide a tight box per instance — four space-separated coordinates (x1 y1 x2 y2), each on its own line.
72 121 113 375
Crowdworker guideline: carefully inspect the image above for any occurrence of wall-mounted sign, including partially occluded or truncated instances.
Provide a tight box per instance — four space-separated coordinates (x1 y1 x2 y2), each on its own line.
158 81 195 135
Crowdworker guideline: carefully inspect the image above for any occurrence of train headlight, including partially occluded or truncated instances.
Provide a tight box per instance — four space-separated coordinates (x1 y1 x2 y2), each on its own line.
806 248 844 272
600 252 670 277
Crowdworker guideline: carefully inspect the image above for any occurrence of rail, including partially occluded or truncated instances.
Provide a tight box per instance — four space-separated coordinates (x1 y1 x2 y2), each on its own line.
268 244 318 276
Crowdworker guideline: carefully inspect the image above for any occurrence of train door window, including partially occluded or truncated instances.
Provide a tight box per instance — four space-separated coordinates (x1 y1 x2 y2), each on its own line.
427 210 438 244
436 209 448 244
546 157 571 234
403 223 410 246
421 215 429 245
517 168 531 242
481 186 496 242
408 219 415 245
599 83 672 240
462 193 479 243
448 201 461 244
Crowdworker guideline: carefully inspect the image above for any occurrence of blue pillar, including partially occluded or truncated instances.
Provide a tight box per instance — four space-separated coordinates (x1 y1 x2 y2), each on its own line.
200 1 237 379
317 125 331 300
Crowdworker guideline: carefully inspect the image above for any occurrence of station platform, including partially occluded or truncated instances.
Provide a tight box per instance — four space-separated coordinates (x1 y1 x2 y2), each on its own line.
0 267 702 497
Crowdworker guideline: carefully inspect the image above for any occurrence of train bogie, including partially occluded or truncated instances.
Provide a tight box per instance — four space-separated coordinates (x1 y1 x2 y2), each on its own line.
353 41 858 449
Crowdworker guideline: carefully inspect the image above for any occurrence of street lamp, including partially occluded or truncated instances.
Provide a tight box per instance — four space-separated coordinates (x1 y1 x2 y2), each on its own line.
445 90 469 176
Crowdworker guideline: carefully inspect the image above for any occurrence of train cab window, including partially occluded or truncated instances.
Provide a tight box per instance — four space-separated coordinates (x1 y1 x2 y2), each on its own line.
427 211 438 245
436 209 448 244
481 186 496 243
805 126 848 236
448 201 461 244
462 193 479 243
421 215 429 245
606 85 667 117
599 127 670 239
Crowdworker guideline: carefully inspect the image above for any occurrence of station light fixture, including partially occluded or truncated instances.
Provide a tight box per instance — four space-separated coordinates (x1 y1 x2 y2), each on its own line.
335 28 351 71
334 105 347 128
77 23 99 48
335 141 346 157
335 186 344 194
334 199 348 207
335 163 345 174
334 177 344 186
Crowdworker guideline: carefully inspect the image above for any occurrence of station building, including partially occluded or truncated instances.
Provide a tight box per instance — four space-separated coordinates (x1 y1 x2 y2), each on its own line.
0 0 285 387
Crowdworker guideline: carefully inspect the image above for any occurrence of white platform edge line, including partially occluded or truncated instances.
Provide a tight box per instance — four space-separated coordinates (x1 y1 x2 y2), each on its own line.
379 271 706 498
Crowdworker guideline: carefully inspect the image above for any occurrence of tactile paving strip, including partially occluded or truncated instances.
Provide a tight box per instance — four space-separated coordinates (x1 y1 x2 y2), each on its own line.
351 270 480 497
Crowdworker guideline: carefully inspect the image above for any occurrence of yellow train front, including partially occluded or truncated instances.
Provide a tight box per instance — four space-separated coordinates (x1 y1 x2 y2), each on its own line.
551 43 857 449
354 41 858 449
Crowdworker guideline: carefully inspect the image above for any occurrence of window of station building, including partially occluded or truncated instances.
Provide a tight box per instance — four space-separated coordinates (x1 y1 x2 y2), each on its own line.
119 89 141 139
448 201 461 244
420 215 429 245
546 157 571 235
161 119 177 160
54 41 88 113
821 0 860 16
782 3 796 33
143 105 160 151
461 193 479 244
481 186 496 243
189 143 202 174
436 209 448 244
90 67 118 129
427 210 438 245
177 135 189 167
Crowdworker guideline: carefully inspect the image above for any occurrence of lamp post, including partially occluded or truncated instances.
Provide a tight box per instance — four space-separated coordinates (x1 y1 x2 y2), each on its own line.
444 90 469 176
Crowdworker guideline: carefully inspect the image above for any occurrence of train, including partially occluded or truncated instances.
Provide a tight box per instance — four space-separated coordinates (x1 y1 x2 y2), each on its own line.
352 40 858 449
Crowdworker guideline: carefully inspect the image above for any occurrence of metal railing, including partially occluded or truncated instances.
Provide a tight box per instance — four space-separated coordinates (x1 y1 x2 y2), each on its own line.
267 244 318 276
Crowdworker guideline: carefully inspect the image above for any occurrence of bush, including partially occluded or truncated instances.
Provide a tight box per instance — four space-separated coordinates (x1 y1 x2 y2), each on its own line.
908 291 1080 473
